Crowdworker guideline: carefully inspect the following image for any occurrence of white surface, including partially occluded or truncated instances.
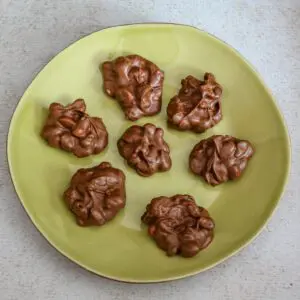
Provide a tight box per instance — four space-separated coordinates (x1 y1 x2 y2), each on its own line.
0 1 299 299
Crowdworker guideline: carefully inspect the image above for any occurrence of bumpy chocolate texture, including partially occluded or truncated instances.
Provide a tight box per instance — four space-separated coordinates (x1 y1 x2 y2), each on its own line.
141 194 215 257
64 162 126 226
117 123 172 176
41 99 108 157
189 135 254 186
102 54 164 121
167 73 223 132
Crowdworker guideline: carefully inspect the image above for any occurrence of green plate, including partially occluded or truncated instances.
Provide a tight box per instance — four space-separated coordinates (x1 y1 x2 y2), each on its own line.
7 24 290 282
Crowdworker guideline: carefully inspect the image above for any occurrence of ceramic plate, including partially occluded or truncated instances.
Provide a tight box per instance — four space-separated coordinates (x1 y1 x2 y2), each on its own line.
7 24 290 282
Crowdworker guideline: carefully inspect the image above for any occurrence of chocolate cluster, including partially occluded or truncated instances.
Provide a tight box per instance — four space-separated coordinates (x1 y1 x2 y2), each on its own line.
41 99 108 157
167 73 222 133
142 194 215 257
102 54 164 121
118 123 172 176
64 162 126 226
189 135 254 186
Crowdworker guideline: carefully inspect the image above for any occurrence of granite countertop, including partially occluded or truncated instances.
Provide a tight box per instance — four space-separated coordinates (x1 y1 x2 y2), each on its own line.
0 1 299 299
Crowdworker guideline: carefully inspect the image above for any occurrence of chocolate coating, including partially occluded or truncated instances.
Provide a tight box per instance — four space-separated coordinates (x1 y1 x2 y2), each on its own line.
167 73 222 132
102 54 164 121
64 162 126 226
141 194 215 257
117 123 172 177
41 99 108 157
189 135 254 186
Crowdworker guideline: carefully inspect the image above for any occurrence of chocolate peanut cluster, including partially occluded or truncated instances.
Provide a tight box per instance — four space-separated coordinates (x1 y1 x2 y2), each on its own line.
102 54 164 121
41 99 108 157
118 123 172 176
142 194 215 257
189 135 254 186
64 162 126 226
167 73 222 133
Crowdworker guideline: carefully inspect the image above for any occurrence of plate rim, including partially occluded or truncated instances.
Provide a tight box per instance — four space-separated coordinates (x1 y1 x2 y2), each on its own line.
6 23 291 283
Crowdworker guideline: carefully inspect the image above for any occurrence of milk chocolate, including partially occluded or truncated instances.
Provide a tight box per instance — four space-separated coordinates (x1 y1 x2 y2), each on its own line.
41 99 108 157
167 73 222 132
117 123 172 176
189 135 254 186
102 55 164 121
142 194 215 257
64 162 126 226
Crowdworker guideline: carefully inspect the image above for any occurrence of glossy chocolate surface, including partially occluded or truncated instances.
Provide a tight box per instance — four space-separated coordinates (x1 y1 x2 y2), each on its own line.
118 123 172 176
102 54 164 121
167 73 222 132
64 162 126 226
189 135 254 186
41 99 108 157
142 194 215 257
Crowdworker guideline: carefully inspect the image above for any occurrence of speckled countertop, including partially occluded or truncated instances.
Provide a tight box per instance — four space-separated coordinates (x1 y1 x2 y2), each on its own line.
0 1 299 299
